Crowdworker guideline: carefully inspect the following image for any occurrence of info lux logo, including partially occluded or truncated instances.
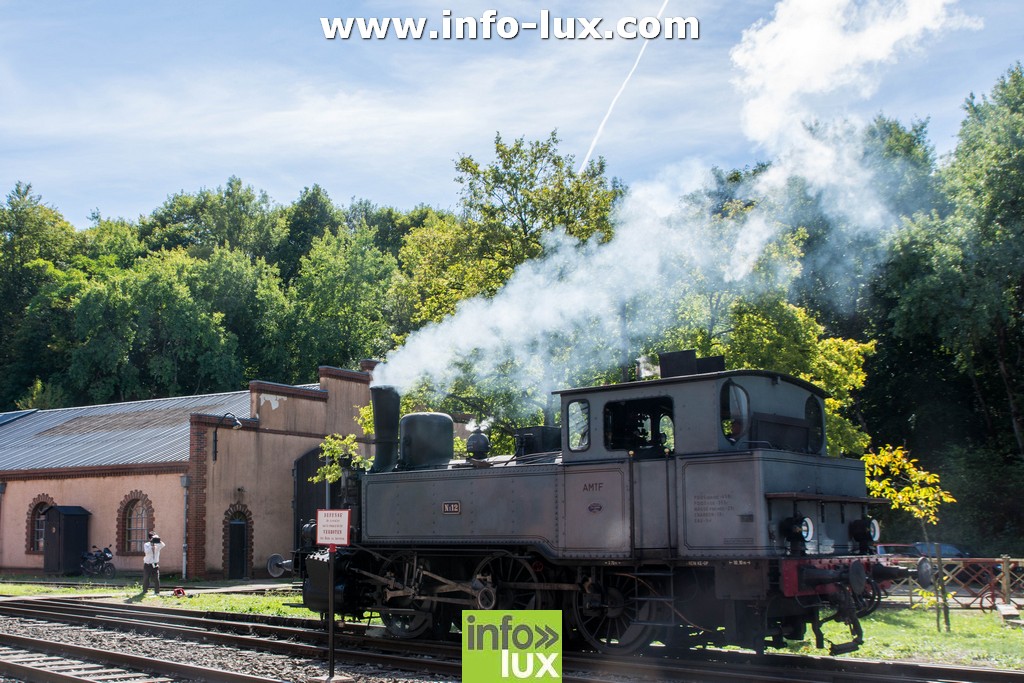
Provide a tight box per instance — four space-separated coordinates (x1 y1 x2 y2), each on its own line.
462 610 562 681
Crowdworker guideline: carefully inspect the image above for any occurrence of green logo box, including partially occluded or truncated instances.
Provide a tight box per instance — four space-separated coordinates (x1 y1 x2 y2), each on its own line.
462 610 562 681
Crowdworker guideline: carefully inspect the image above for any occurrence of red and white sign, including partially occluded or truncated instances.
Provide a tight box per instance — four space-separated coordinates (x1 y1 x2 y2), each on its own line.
315 509 351 546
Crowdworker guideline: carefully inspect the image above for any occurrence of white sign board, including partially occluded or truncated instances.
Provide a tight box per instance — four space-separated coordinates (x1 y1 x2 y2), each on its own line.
315 508 351 547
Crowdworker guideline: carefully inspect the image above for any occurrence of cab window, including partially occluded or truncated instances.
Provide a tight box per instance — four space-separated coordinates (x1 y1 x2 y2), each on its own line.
720 381 751 443
805 395 824 453
567 400 590 451
603 396 674 458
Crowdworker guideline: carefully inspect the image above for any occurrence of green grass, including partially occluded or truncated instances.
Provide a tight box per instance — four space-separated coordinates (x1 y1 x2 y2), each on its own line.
141 589 314 618
0 578 311 617
786 606 1024 670
0 582 121 597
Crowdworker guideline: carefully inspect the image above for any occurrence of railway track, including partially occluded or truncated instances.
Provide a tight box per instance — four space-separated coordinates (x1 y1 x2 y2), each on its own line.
0 596 460 681
2 596 1023 683
0 631 282 683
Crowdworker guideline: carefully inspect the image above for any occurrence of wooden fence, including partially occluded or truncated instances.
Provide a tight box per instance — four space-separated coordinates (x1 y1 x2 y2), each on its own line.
881 556 1023 610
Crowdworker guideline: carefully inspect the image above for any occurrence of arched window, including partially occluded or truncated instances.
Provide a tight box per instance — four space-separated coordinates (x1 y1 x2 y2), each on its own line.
117 491 155 555
720 381 751 444
25 494 55 554
124 501 149 553
31 504 47 552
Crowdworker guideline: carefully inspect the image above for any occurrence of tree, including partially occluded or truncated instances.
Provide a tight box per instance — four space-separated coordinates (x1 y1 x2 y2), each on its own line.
274 185 344 285
309 433 367 484
288 226 397 379
68 251 242 402
77 215 147 269
881 65 1024 459
346 200 442 267
863 444 956 632
863 444 956 526
2 259 97 409
139 176 285 260
724 297 875 457
455 131 622 279
193 247 291 382
392 132 624 339
390 211 492 333
0 183 78 407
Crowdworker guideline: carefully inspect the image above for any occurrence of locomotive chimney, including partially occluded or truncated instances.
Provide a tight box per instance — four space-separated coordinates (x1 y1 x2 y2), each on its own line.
369 385 401 473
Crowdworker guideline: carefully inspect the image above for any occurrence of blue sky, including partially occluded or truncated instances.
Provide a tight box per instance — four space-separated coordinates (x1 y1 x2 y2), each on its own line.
0 1 1019 228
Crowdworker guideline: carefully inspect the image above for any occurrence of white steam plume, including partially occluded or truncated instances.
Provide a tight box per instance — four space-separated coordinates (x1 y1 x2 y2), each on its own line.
732 0 978 236
374 0 977 395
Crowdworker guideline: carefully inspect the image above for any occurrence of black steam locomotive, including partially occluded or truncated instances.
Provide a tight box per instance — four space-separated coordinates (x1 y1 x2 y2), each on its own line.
299 351 915 655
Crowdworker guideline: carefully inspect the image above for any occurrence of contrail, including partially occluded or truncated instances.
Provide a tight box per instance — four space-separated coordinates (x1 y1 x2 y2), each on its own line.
579 0 672 172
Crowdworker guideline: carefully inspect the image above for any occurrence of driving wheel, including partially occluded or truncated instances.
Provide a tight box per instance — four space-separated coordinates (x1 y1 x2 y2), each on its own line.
573 569 656 653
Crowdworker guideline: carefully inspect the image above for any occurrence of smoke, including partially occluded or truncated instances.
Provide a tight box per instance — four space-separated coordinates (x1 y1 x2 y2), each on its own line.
374 0 977 397
731 0 978 233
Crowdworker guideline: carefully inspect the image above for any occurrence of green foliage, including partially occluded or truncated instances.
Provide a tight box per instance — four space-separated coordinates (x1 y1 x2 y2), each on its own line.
0 183 78 405
274 185 343 285
289 226 397 380
724 297 876 456
192 247 291 382
345 199 439 266
67 251 242 403
77 216 147 268
880 65 1024 459
139 176 285 260
310 433 366 484
863 445 956 525
390 211 488 332
15 378 70 410
932 445 1024 555
456 131 622 260
394 130 623 334
862 114 940 218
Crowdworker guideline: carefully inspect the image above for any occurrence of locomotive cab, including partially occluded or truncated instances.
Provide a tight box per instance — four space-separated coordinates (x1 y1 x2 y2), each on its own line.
558 360 828 463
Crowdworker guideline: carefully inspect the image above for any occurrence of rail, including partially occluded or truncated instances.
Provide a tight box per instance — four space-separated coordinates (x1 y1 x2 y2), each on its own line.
883 556 1024 609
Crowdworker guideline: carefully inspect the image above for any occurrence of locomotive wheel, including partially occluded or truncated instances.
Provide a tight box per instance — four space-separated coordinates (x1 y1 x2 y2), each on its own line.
378 551 435 639
573 569 656 654
854 577 882 617
473 552 542 610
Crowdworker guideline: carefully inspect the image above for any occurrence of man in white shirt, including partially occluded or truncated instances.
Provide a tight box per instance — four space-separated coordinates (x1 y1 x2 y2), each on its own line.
142 532 166 595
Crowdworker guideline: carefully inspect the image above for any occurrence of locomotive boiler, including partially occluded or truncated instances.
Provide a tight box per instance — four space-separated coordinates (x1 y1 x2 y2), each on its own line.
300 350 914 655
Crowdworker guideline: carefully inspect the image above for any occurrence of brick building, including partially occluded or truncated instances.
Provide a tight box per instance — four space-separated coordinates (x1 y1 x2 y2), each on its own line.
0 365 372 579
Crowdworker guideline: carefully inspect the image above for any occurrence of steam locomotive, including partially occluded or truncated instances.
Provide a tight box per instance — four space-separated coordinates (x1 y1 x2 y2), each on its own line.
299 350 916 655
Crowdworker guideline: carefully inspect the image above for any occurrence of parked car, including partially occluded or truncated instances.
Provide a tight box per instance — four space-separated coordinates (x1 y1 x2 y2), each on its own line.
913 542 996 584
876 543 924 557
912 542 973 558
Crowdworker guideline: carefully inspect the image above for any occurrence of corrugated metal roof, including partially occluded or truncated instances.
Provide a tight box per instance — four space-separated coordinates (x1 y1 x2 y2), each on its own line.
0 409 37 427
0 391 252 472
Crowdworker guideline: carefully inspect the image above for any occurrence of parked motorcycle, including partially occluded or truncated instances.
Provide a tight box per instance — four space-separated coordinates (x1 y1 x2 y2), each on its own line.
81 545 116 579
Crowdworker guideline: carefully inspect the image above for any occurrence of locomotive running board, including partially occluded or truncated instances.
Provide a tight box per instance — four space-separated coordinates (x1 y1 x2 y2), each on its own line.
765 492 885 504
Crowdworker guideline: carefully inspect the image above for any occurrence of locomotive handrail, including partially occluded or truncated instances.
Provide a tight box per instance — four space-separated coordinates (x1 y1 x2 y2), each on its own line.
765 492 884 504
